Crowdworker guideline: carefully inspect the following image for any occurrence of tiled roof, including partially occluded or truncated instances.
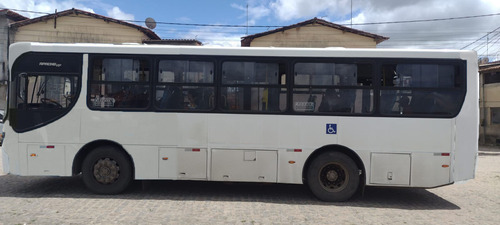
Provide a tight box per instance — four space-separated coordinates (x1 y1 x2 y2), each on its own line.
480 61 500 73
0 9 29 22
241 17 389 47
10 8 160 40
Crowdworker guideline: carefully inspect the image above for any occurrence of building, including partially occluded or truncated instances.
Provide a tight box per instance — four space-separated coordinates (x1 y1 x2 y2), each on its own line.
0 10 28 80
0 10 29 108
479 61 500 145
241 17 388 48
9 8 160 44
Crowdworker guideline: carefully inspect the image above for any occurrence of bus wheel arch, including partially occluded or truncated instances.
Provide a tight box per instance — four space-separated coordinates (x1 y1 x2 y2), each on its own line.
302 145 366 201
73 140 135 194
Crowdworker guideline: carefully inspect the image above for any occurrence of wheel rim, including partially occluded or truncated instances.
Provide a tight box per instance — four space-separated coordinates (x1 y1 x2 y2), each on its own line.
318 162 349 192
93 158 120 184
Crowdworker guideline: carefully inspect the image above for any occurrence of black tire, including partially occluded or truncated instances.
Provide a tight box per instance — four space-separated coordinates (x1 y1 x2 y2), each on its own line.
82 146 133 194
306 151 360 202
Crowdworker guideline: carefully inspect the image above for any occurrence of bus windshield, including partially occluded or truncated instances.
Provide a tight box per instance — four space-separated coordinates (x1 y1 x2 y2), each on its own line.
17 73 77 110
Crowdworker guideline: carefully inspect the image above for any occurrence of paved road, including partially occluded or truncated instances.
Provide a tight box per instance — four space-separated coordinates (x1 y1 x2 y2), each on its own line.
0 149 499 224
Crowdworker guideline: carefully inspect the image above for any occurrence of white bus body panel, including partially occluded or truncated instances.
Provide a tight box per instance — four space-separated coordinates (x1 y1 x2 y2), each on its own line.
3 42 478 189
211 149 277 182
452 52 479 182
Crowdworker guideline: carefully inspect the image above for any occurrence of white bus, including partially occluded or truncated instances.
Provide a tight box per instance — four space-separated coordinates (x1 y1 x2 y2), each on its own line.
2 42 478 201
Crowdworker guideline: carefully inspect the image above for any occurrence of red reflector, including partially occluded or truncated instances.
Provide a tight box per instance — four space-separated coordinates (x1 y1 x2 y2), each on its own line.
192 149 200 152
46 146 55 149
441 153 450 156
294 149 302 152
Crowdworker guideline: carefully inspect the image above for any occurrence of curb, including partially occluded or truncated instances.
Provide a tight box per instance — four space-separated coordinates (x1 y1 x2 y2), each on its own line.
478 151 500 156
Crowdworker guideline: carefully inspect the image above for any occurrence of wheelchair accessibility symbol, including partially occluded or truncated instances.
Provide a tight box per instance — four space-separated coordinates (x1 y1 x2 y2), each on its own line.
326 124 337 134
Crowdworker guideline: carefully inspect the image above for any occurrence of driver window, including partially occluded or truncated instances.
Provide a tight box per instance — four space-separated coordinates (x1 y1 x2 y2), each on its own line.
17 74 78 109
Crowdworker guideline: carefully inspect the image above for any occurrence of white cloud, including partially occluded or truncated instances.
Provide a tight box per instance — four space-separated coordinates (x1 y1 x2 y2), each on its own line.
231 1 271 26
270 0 352 21
0 0 136 21
175 17 192 23
354 0 500 51
0 0 95 18
106 6 134 21
180 26 242 47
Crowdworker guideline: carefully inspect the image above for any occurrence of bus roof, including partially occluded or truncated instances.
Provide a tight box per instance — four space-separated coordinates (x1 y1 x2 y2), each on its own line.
9 42 477 64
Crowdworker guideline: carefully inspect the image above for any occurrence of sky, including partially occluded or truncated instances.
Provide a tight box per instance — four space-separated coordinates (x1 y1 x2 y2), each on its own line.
1 0 500 59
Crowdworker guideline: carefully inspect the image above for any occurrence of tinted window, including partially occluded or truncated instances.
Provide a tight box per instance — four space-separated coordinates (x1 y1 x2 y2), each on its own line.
155 60 214 111
156 86 214 110
158 60 213 83
292 62 374 114
221 61 286 112
223 62 280 85
293 88 373 114
380 63 464 116
382 64 460 88
17 74 78 110
89 57 151 109
294 63 372 86
94 58 149 82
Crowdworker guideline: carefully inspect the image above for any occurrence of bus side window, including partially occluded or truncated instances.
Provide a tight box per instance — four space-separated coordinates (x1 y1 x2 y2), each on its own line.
380 63 463 116
155 60 214 111
90 57 150 110
221 61 286 112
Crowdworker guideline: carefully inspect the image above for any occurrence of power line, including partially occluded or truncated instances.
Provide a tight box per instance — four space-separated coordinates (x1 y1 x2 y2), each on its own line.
349 12 500 26
0 8 50 15
462 26 500 49
3 7 500 51
3 7 500 28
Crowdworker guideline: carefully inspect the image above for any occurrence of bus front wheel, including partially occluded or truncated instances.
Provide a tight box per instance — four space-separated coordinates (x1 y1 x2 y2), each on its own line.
306 152 360 201
82 146 133 194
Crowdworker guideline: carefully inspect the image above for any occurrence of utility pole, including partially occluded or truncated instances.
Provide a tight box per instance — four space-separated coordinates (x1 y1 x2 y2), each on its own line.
246 4 249 35
350 0 353 28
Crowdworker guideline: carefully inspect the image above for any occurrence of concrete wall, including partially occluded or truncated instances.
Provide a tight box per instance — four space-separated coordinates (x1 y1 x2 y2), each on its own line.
12 14 149 44
249 24 377 48
1 14 9 81
0 13 15 111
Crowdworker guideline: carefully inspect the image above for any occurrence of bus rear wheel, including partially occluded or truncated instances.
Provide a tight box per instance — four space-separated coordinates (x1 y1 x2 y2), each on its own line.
82 146 133 194
306 151 360 202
